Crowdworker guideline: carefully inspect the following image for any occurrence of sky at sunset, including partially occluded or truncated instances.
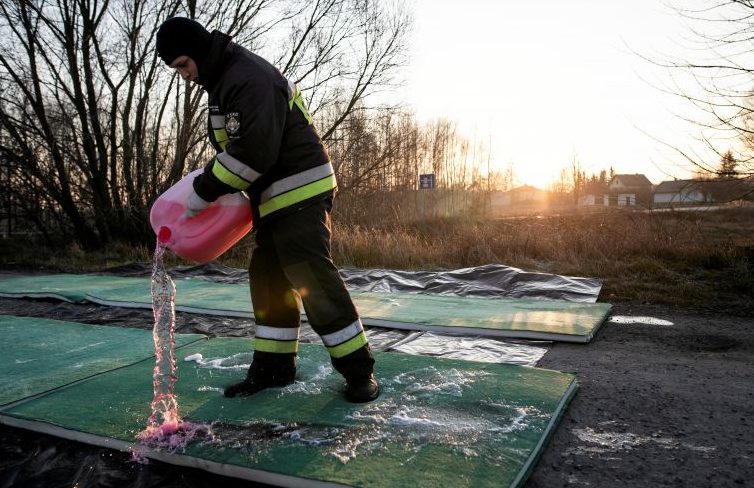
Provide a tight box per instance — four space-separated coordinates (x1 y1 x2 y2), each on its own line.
403 0 721 188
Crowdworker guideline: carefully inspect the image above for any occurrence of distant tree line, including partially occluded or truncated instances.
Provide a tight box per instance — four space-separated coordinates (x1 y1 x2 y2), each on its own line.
547 156 616 206
327 111 517 223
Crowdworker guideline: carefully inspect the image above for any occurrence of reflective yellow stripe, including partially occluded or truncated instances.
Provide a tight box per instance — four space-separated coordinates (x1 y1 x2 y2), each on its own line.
213 129 229 150
217 151 261 183
294 93 313 125
259 174 336 217
326 331 367 359
261 162 334 202
288 85 313 125
254 337 299 354
212 160 250 190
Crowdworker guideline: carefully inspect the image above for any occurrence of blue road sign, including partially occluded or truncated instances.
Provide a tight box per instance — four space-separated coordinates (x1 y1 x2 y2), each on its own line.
419 173 435 190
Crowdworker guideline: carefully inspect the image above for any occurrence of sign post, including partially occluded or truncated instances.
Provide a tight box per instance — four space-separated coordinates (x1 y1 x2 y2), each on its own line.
418 174 435 218
419 173 435 190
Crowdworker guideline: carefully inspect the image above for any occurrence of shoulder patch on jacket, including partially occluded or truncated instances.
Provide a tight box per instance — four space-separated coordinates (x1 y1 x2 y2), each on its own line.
225 112 241 136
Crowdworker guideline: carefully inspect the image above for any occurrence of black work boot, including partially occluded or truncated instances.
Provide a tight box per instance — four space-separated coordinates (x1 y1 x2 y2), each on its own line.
224 351 296 398
331 344 379 403
345 374 380 403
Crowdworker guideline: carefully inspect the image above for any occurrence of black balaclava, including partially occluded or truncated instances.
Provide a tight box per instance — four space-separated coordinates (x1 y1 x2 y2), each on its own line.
156 17 212 73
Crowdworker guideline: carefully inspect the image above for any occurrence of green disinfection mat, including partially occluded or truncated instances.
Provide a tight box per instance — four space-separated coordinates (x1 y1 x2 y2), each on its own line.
0 274 142 302
348 291 611 342
0 274 612 342
0 329 577 488
0 315 205 407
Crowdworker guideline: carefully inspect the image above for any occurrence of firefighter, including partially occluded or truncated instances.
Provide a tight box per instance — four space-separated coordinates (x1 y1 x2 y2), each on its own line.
155 17 379 403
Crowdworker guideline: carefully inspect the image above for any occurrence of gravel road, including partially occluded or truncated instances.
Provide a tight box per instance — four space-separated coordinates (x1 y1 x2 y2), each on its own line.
527 303 754 487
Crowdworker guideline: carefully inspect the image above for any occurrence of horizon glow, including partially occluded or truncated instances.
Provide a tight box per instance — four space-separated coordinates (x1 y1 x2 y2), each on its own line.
400 0 730 188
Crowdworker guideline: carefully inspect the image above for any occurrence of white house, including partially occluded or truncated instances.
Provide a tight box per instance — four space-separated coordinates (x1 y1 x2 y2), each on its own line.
608 174 653 207
653 178 754 206
653 180 709 205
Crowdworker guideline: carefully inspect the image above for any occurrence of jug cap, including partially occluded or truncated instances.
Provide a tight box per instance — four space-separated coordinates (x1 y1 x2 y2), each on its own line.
158 226 172 244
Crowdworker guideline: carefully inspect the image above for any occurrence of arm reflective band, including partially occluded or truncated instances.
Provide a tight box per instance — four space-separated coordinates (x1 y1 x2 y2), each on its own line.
217 151 261 183
210 115 229 149
213 129 229 150
211 151 262 191
212 160 251 190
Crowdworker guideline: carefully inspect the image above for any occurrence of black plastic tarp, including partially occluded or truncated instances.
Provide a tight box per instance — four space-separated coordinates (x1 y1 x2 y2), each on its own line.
105 262 602 302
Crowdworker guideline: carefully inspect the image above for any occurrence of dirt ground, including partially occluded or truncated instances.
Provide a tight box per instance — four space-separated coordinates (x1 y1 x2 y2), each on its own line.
527 303 754 488
1 297 752 487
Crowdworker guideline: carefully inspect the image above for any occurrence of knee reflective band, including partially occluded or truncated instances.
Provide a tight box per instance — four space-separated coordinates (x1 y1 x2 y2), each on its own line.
321 320 368 359
258 162 337 217
254 325 299 354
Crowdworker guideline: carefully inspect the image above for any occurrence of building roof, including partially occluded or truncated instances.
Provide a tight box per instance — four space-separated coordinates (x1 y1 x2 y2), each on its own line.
654 178 754 200
653 179 702 193
610 174 653 187
582 182 608 195
508 184 545 194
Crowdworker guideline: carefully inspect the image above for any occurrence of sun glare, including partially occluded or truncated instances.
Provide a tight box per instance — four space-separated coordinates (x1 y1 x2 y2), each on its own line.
403 0 716 188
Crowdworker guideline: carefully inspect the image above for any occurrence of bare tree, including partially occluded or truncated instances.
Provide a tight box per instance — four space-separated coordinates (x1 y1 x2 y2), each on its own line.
0 0 411 246
570 155 586 205
0 0 197 245
659 0 754 179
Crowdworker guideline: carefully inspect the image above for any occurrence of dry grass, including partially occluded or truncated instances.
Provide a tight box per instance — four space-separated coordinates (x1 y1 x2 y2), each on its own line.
2 207 752 314
330 208 754 313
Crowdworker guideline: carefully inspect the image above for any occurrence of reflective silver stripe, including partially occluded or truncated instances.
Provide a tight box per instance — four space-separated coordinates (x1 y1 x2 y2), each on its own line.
287 79 296 101
210 115 225 128
255 325 299 341
320 319 364 347
217 151 262 183
260 162 334 202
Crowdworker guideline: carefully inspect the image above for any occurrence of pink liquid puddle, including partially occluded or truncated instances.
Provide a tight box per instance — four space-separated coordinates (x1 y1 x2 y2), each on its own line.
134 241 211 460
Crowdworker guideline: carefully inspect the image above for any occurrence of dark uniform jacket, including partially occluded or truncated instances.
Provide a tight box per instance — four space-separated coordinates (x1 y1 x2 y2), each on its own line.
193 31 335 225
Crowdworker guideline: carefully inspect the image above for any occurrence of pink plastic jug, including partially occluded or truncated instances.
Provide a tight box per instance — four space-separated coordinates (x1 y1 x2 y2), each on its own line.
149 169 253 263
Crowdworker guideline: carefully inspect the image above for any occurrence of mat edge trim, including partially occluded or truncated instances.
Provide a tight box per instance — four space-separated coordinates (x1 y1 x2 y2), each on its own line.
0 414 350 488
0 292 76 302
87 297 602 343
509 377 579 488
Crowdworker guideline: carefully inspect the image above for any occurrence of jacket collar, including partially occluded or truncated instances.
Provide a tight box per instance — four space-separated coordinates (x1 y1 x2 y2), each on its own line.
197 30 232 92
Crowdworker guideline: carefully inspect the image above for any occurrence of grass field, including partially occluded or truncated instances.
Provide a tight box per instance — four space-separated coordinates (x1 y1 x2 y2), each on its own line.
329 207 754 313
2 206 753 314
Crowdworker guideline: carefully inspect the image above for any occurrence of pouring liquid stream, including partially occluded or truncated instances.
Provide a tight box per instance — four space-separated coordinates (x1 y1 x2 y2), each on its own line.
136 240 209 450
